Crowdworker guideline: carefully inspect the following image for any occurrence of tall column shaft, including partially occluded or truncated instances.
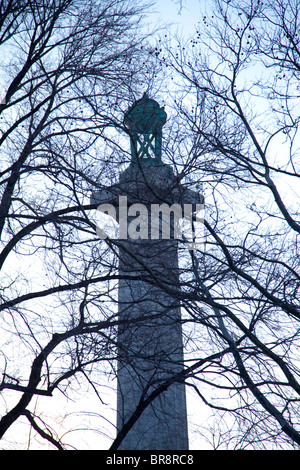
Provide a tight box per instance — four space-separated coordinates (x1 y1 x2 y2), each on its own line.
117 238 188 450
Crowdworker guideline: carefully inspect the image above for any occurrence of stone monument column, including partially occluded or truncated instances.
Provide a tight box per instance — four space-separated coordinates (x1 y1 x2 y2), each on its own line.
91 94 203 450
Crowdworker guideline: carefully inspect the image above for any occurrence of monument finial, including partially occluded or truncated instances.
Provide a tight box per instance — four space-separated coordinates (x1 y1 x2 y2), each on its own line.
124 94 167 165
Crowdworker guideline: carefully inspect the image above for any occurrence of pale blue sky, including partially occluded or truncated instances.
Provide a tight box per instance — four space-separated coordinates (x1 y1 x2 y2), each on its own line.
152 0 209 34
